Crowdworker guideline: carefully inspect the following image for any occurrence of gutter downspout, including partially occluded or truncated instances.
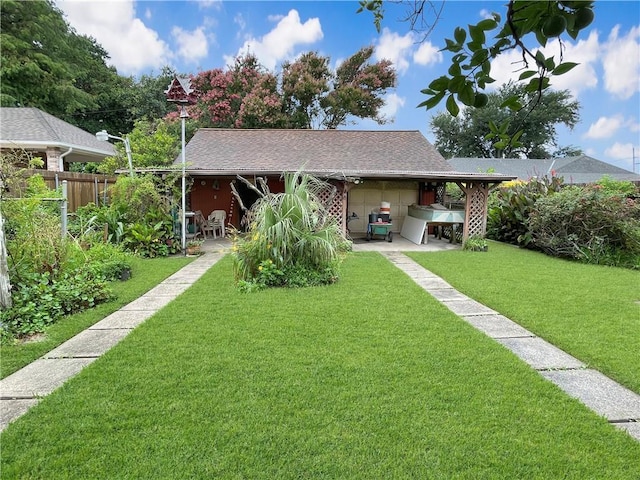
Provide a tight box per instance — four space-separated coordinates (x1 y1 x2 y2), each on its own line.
58 146 73 172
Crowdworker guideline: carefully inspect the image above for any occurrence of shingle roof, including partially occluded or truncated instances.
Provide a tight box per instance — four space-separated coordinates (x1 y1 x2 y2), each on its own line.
177 129 514 181
0 107 115 161
448 156 640 184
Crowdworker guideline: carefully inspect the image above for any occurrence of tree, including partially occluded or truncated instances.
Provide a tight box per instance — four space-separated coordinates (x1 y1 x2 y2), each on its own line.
359 1 595 147
0 0 137 135
186 48 396 130
431 83 580 158
98 119 180 175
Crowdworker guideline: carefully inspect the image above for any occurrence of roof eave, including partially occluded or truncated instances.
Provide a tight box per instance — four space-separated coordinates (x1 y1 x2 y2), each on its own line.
0 140 115 158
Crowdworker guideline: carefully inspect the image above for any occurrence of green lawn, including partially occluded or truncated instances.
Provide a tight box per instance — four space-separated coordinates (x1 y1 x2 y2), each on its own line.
1 253 638 479
407 241 640 393
0 255 193 379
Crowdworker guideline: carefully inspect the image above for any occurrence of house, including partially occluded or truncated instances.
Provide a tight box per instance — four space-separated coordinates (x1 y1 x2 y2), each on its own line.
0 107 115 171
448 156 640 185
175 129 515 240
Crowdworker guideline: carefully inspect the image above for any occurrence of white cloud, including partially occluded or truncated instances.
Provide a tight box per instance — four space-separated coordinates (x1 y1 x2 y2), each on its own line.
172 26 209 64
489 30 599 96
227 9 322 71
56 0 172 75
605 142 637 168
379 93 406 121
144 8 151 20
602 25 640 99
584 115 623 139
413 42 442 67
374 28 415 75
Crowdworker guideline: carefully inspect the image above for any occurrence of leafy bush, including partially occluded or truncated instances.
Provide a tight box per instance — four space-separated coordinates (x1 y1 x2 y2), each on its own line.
0 269 113 338
232 172 350 290
529 185 640 268
85 242 133 281
487 175 563 246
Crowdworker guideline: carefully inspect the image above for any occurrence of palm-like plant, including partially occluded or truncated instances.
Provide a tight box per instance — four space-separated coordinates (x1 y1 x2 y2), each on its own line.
233 171 350 286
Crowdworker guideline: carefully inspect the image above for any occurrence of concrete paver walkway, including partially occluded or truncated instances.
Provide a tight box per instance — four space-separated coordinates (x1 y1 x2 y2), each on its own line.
0 252 224 431
382 251 640 441
2 247 638 443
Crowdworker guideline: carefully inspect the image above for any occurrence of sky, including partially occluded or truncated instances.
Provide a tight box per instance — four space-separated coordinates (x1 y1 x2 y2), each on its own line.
56 0 640 172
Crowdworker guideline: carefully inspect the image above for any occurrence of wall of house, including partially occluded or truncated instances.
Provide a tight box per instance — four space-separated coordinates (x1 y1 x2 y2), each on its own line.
347 180 419 235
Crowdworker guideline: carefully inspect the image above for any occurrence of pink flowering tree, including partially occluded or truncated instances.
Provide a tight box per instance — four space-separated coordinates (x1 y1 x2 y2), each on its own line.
182 48 396 130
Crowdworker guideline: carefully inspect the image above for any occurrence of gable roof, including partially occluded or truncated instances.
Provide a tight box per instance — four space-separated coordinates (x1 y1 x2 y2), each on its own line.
178 129 514 182
0 107 115 162
448 156 640 184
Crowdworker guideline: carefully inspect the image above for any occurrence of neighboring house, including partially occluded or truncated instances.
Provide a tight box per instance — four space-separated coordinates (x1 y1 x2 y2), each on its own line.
0 107 115 171
175 129 515 239
448 156 640 185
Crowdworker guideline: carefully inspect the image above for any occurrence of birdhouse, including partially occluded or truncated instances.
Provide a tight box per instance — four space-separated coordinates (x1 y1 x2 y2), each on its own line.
165 77 196 104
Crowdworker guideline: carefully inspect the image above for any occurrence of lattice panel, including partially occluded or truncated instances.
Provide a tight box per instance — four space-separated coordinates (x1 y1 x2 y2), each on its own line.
467 187 486 237
435 183 446 204
317 184 344 228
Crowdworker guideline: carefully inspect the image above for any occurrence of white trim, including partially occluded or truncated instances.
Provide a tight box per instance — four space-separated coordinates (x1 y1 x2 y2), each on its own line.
0 140 114 157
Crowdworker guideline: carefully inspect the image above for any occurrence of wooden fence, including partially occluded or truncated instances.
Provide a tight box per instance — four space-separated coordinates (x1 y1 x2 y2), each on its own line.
24 170 118 213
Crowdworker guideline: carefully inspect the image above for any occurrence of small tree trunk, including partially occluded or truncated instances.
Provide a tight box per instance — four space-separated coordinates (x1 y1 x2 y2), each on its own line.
0 209 11 309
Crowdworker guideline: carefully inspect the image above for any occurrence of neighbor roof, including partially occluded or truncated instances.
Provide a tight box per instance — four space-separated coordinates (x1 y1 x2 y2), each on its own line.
178 129 514 182
0 107 115 162
448 156 640 184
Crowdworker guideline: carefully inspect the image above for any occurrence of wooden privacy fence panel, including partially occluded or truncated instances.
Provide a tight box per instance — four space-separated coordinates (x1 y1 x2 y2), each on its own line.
25 170 117 213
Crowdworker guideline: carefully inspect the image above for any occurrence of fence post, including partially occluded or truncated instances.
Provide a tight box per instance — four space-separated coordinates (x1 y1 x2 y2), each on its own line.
61 180 68 238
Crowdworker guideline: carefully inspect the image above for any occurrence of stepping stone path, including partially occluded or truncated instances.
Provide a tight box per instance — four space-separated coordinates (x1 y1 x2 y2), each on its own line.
382 252 640 442
0 253 224 432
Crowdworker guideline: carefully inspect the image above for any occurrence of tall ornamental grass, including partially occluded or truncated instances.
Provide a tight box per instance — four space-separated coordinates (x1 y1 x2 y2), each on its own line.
232 172 351 289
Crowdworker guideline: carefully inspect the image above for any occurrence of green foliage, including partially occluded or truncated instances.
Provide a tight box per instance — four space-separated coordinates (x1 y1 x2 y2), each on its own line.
0 0 135 135
594 175 637 196
232 172 350 290
462 235 488 252
529 185 640 268
108 175 166 221
0 269 112 338
84 242 133 281
98 119 179 175
431 83 580 158
359 1 593 151
487 175 564 246
417 1 593 117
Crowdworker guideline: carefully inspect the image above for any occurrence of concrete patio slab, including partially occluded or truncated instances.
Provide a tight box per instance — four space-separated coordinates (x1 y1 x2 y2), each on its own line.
441 299 498 316
146 283 192 296
540 369 640 421
615 422 640 441
497 337 586 370
1 399 40 430
0 358 96 398
412 277 455 290
463 314 535 339
120 295 176 311
44 329 131 359
89 310 155 330
428 288 471 302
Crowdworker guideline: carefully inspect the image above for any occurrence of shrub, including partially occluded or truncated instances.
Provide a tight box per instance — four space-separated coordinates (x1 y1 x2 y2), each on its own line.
232 172 350 290
85 242 133 281
487 175 563 246
0 269 113 338
529 185 640 268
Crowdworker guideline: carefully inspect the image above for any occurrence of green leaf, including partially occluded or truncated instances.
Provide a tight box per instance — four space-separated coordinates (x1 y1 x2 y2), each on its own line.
454 27 467 44
448 62 462 76
448 75 466 94
428 76 450 91
477 18 498 31
469 24 485 44
446 94 460 116
552 62 579 75
417 90 445 110
518 70 537 81
458 83 476 107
